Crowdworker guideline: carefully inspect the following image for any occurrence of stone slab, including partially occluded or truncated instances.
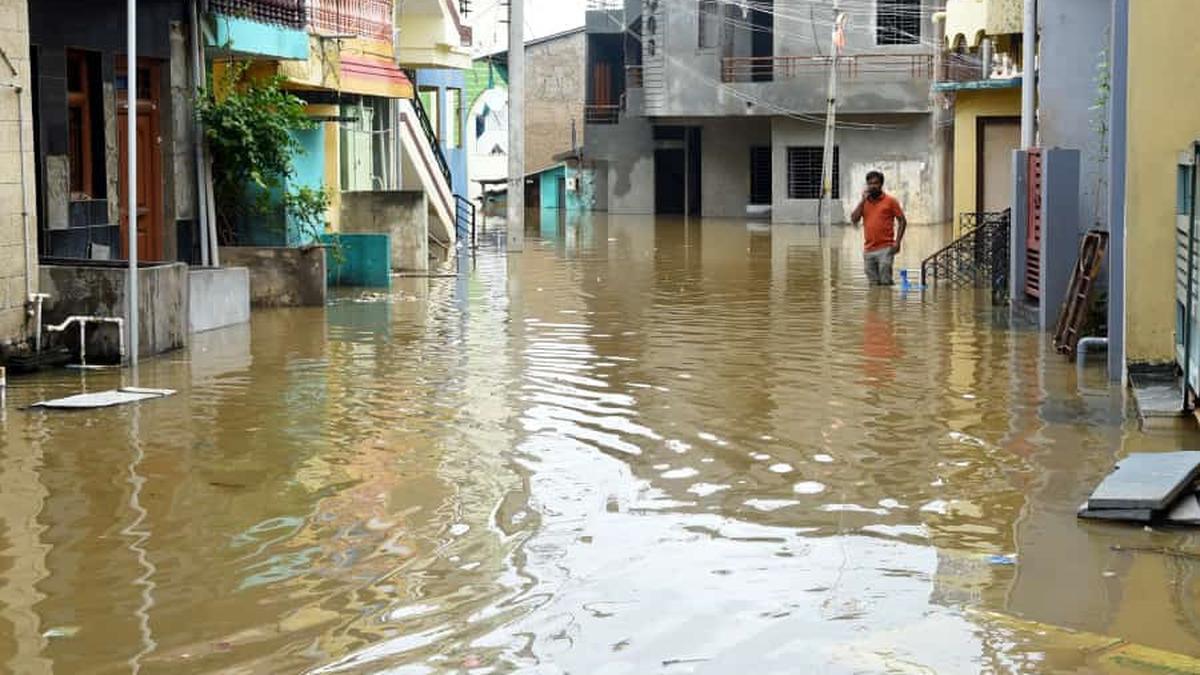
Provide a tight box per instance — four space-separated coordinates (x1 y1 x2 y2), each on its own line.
33 387 175 409
1087 451 1200 511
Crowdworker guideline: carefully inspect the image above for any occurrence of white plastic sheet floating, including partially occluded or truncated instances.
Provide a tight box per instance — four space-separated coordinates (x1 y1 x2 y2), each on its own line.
32 387 175 410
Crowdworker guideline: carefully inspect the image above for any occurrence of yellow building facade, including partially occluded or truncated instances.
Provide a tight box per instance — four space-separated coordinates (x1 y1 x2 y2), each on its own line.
1121 0 1200 365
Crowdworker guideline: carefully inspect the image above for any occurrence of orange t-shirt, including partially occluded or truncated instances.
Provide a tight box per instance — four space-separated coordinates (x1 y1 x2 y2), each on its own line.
862 193 905 252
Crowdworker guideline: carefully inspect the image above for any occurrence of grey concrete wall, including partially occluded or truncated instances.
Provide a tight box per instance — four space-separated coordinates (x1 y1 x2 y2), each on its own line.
700 118 771 218
1038 0 1113 230
1039 149 1082 330
0 0 35 347
526 32 586 173
340 191 429 272
587 115 655 214
772 114 939 224
218 246 326 308
189 267 250 334
641 0 934 118
39 262 189 360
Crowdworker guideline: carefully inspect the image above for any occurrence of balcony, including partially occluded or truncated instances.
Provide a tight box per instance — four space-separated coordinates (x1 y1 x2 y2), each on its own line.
944 0 1022 48
721 54 934 84
934 47 1022 92
210 0 307 29
307 0 393 42
394 0 472 69
208 0 311 60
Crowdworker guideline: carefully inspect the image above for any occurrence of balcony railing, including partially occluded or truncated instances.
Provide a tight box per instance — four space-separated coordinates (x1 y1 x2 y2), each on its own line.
626 65 643 88
584 104 621 125
721 54 934 84
307 0 392 42
209 0 307 29
939 51 1022 84
586 0 624 9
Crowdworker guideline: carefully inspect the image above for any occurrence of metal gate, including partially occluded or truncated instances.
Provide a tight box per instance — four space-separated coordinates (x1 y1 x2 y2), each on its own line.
1024 148 1043 298
1176 144 1200 399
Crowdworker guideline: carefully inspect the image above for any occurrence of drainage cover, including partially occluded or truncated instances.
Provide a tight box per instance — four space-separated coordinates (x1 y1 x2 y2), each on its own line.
32 387 175 410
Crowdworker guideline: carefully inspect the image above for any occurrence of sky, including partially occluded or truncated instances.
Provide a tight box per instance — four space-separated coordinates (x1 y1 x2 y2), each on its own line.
468 0 585 55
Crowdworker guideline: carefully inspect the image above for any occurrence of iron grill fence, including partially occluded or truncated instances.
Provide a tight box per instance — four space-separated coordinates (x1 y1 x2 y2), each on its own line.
307 0 392 42
208 0 307 28
921 209 1011 303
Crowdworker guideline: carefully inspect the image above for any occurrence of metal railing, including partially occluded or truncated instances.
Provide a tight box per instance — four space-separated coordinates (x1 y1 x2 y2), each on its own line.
584 104 621 124
721 53 934 83
626 65 644 88
408 86 453 186
455 195 476 251
586 0 625 9
921 209 1011 302
306 0 392 41
209 0 307 27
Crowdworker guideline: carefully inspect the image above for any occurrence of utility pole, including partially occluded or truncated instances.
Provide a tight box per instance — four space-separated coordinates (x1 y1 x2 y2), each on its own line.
819 5 846 238
506 0 525 252
1020 0 1036 148
127 0 139 369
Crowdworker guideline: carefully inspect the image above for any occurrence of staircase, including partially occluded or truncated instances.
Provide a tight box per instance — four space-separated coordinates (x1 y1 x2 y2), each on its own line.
397 92 461 250
921 209 1011 302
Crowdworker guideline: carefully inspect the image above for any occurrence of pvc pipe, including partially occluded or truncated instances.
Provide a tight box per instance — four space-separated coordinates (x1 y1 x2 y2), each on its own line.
1021 0 1036 148
191 0 211 268
128 0 139 369
1076 336 1109 376
46 316 127 368
30 293 48 353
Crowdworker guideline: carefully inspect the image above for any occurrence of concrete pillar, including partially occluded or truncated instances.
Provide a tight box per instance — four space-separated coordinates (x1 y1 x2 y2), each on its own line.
1039 148 1082 331
1106 0 1130 383
1011 149 1030 303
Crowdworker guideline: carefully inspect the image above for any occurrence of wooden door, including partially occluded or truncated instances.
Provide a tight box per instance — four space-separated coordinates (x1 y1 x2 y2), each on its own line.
977 118 1021 213
117 60 163 262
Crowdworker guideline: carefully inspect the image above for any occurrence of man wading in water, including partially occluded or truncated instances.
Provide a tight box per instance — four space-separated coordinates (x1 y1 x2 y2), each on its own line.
850 170 907 286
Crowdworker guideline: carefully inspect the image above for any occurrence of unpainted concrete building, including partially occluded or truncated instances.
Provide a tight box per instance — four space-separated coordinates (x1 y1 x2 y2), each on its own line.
0 0 36 348
585 0 949 224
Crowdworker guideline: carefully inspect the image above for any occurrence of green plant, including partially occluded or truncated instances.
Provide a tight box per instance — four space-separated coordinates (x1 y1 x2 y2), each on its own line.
1089 31 1111 227
196 61 330 247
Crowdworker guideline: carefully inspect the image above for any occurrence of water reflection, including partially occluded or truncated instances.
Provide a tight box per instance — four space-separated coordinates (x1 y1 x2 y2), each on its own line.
2 213 1200 672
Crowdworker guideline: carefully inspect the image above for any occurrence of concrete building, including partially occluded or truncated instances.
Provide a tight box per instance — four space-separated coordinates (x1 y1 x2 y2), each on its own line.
584 0 947 224
0 0 36 348
466 29 588 208
936 0 1023 227
1107 0 1200 393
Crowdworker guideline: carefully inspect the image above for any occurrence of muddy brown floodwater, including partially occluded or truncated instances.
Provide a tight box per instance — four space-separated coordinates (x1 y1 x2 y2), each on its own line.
4 215 1200 674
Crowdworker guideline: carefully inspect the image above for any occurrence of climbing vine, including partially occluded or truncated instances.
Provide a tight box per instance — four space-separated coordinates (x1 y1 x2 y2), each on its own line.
196 60 330 246
1089 31 1111 227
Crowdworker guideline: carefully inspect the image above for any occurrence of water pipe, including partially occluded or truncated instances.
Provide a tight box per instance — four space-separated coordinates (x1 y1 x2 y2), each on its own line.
0 49 36 309
1077 336 1109 377
45 316 127 368
30 293 48 353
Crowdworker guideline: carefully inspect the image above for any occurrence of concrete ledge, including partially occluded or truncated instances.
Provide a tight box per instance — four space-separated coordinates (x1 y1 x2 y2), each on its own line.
40 262 189 361
189 267 251 334
219 246 326 308
340 191 429 272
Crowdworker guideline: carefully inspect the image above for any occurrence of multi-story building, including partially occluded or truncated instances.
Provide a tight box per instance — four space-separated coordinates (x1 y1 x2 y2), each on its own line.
936 0 1023 224
584 0 947 224
0 0 35 349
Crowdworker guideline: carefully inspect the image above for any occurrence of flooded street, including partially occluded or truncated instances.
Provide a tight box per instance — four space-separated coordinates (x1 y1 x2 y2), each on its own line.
5 215 1200 673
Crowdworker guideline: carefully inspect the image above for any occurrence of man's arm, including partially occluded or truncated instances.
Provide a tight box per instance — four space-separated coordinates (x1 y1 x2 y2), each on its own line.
850 191 868 225
893 212 908 254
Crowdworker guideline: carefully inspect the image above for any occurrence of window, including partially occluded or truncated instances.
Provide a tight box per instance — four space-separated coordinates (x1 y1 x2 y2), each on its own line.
67 50 105 199
787 146 838 200
876 0 921 46
447 88 462 149
418 86 440 140
698 0 720 49
1179 164 1195 216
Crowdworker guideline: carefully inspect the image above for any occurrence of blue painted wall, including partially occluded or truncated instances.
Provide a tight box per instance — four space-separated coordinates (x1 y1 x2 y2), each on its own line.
536 164 593 213
286 127 327 246
236 127 325 247
416 69 469 197
210 14 309 60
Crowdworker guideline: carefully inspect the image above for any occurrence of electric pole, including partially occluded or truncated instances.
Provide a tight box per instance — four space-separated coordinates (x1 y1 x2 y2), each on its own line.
506 0 525 252
819 6 845 238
